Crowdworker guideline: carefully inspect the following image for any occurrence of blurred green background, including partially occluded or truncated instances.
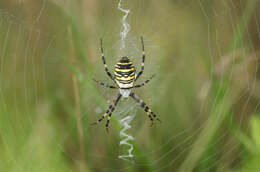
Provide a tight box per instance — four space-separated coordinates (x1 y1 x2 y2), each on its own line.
1 0 260 171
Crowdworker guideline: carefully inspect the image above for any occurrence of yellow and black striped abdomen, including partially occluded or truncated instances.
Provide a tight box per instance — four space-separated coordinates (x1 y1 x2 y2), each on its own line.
114 57 135 88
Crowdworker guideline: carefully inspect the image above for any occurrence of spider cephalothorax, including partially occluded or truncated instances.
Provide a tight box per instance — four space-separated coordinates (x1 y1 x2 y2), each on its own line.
92 37 161 132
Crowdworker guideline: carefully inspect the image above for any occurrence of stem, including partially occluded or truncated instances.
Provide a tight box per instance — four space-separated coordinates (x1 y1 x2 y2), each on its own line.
68 26 87 172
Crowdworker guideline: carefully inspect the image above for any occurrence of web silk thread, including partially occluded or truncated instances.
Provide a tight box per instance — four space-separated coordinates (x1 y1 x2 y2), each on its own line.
118 0 131 49
117 0 135 161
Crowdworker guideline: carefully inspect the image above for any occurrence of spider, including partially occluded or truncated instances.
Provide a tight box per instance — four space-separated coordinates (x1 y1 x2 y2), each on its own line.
92 36 161 132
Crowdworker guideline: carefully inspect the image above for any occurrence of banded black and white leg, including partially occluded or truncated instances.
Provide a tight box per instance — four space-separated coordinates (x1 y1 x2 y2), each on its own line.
130 92 161 126
100 39 117 84
93 79 117 89
133 74 156 88
135 36 145 81
92 93 122 132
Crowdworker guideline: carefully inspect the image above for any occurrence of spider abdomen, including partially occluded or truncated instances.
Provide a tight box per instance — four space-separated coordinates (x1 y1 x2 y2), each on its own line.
114 57 135 89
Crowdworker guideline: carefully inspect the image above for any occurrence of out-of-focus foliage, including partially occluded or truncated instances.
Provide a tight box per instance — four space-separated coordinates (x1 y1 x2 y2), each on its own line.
1 0 260 172
236 115 260 172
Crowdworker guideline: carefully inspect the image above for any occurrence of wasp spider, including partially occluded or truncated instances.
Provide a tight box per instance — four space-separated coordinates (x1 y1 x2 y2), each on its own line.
92 37 161 132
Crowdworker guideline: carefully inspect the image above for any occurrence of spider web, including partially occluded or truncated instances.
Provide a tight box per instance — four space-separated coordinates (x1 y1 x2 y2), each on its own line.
0 1 61 171
92 0 162 162
1 0 260 172
90 0 260 171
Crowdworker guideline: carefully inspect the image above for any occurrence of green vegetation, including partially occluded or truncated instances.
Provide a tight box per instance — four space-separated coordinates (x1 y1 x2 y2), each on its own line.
0 0 260 171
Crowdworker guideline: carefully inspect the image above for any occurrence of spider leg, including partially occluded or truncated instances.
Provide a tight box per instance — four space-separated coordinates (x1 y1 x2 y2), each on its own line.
135 36 145 81
133 74 156 88
91 93 122 132
100 39 117 84
93 79 117 89
130 92 161 126
105 94 122 132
